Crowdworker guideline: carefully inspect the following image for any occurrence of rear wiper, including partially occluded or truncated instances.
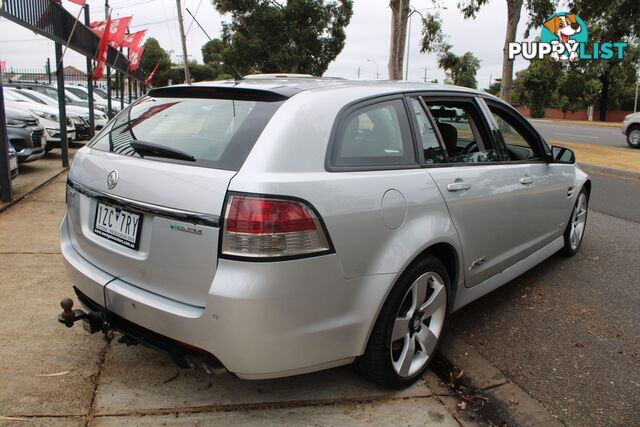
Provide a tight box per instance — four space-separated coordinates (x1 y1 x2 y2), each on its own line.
129 140 195 162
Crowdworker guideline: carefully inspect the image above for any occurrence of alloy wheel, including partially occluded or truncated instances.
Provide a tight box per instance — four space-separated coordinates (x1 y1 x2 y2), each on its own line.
390 272 447 378
569 192 588 251
629 129 640 147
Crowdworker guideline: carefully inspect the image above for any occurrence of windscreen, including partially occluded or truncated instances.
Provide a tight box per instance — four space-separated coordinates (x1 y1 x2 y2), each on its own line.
90 96 283 171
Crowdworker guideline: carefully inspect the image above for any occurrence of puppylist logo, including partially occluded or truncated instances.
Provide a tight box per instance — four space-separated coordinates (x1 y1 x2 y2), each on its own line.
508 12 628 62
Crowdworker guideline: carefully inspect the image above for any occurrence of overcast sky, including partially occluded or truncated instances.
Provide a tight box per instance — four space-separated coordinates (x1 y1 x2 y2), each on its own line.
0 0 537 88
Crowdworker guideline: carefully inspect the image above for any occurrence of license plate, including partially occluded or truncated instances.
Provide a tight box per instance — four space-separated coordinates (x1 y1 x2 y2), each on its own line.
9 157 17 171
93 202 142 249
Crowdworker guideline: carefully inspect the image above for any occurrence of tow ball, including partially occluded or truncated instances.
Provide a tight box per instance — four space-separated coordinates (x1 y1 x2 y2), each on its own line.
57 298 106 334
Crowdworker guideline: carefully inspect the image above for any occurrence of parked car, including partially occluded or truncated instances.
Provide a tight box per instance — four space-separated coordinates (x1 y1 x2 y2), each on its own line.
8 143 19 179
621 112 640 148
7 87 109 136
59 79 590 388
4 97 76 151
4 82 111 115
5 107 45 163
65 85 123 114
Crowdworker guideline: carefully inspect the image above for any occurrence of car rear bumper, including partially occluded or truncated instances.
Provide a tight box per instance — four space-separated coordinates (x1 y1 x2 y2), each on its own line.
60 214 392 379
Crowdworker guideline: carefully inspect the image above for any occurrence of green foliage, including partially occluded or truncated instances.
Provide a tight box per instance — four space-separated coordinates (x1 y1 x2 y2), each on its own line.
437 49 481 89
485 78 502 95
457 0 557 37
140 38 173 86
512 57 562 117
419 12 448 55
207 0 353 76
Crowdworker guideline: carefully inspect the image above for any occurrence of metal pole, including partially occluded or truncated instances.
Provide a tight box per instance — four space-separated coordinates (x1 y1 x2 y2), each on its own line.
405 13 412 81
634 64 639 113
47 58 52 84
55 43 69 168
176 0 191 84
119 47 124 110
105 0 112 118
128 75 132 104
85 4 95 138
0 73 13 203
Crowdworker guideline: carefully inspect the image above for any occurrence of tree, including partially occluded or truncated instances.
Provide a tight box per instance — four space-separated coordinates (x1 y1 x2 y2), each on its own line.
512 56 562 117
139 38 173 87
437 50 481 88
485 78 502 95
208 0 353 76
458 0 556 102
568 0 640 120
387 1 447 80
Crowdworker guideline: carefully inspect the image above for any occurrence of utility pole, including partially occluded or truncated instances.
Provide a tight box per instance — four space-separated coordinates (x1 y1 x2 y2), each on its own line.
420 67 428 82
357 66 360 79
176 0 191 84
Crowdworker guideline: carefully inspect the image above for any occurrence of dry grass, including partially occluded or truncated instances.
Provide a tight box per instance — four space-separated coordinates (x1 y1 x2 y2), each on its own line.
548 139 640 173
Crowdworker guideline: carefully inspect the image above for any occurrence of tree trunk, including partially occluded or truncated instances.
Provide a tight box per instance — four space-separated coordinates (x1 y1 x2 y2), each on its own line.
388 0 409 80
598 70 610 122
499 0 523 103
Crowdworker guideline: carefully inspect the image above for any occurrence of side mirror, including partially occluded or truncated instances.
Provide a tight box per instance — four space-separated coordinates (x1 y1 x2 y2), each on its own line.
551 145 575 164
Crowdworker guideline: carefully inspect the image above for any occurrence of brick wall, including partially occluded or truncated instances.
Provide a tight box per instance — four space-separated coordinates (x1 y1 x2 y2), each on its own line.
516 107 632 122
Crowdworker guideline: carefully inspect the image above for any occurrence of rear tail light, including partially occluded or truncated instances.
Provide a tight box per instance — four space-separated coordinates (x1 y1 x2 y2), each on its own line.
221 194 332 258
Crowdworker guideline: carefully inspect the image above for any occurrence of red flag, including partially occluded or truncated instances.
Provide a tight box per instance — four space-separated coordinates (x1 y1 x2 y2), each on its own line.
145 61 160 87
0 61 6 73
129 46 144 72
122 30 146 51
90 20 106 37
93 17 112 80
108 16 132 48
90 17 131 48
67 0 86 5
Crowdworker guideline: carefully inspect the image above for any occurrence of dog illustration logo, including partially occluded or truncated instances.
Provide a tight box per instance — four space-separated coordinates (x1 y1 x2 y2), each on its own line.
541 13 588 61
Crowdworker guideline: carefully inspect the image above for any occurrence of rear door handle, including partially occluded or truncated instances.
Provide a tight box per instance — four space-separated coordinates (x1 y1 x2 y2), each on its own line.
520 176 533 185
447 181 471 192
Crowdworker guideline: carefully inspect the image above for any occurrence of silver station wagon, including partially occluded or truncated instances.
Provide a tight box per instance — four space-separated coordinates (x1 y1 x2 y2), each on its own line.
59 78 590 388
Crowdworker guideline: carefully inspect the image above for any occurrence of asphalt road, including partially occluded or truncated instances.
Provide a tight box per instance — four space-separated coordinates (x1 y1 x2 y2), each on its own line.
450 169 640 426
530 120 627 148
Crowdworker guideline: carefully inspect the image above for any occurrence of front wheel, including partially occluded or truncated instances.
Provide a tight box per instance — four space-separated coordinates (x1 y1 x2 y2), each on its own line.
356 256 449 388
562 189 589 256
627 126 640 148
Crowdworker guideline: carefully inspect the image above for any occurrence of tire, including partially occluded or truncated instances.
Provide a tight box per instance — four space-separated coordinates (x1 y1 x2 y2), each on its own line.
356 255 449 389
627 125 640 149
562 188 589 256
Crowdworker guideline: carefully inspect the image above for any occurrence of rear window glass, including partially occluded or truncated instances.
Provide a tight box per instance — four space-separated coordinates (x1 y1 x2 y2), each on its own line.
90 96 283 171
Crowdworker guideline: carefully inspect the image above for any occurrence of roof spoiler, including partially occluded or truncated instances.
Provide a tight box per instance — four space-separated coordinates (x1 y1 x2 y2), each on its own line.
147 85 290 102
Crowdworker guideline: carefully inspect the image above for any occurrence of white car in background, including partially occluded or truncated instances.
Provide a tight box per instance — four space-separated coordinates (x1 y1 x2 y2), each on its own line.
4 98 76 148
9 87 109 131
621 112 640 148
66 85 124 115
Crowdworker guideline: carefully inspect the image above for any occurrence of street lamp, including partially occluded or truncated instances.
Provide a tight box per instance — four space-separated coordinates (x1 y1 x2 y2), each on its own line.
405 6 446 81
366 59 379 79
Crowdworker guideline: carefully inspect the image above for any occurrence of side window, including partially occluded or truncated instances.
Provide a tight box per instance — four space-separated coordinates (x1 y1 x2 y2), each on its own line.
334 99 416 168
424 99 502 163
488 105 543 161
409 98 446 164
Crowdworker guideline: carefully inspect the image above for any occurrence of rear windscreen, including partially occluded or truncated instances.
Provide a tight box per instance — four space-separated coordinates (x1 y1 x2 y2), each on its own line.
90 96 283 171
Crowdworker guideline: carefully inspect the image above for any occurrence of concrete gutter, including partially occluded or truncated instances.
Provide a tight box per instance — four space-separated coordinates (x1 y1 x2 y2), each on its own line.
433 335 563 426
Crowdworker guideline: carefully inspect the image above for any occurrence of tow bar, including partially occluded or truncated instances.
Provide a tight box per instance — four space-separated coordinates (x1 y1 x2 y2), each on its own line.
57 297 107 334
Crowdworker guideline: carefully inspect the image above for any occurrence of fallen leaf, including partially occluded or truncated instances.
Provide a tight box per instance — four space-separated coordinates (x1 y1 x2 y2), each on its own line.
35 371 70 377
457 401 467 410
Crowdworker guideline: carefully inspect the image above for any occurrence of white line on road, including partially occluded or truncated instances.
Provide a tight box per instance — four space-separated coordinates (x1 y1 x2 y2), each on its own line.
553 132 599 140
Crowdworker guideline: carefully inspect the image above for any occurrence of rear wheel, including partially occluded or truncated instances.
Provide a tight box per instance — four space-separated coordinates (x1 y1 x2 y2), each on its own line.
562 189 589 256
356 256 449 388
627 125 640 148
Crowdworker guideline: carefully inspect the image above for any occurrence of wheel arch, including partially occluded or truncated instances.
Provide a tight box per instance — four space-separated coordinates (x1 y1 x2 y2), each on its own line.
359 240 461 355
